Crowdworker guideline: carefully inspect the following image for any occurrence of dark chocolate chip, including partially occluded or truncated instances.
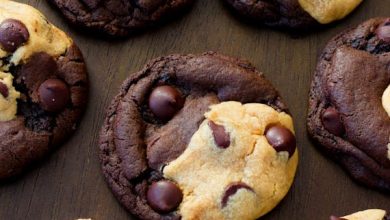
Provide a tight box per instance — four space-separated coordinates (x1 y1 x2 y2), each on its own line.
329 216 347 220
221 182 253 208
321 107 345 136
0 82 9 98
0 19 29 52
209 121 230 149
38 79 70 112
265 125 296 157
148 85 184 120
147 180 183 213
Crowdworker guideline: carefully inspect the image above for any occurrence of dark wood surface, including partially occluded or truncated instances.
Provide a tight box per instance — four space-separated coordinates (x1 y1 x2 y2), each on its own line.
0 0 389 219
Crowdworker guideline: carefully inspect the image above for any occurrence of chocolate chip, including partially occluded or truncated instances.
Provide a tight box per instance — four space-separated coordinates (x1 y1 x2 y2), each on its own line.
377 23 390 43
0 19 29 52
221 182 253 208
147 180 183 213
148 85 184 120
321 107 345 136
208 121 230 149
265 125 296 157
38 79 70 112
329 216 347 220
0 82 9 98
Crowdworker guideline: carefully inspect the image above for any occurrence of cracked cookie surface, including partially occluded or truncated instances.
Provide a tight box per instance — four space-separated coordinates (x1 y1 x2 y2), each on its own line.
223 0 362 30
0 0 88 180
49 0 195 37
99 52 297 220
307 18 390 192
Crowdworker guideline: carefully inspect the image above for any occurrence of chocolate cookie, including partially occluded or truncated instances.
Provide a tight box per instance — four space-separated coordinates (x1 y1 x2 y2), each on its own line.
49 0 195 37
223 0 363 30
330 209 389 220
307 18 390 191
0 1 88 180
99 52 298 219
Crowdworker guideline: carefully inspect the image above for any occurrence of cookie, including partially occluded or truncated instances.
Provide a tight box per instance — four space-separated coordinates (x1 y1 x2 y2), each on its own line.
0 1 88 180
223 0 363 30
49 0 195 37
307 18 390 191
330 209 389 220
99 52 298 220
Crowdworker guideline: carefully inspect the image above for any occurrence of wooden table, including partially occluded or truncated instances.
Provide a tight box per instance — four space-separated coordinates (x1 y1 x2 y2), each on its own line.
0 0 389 219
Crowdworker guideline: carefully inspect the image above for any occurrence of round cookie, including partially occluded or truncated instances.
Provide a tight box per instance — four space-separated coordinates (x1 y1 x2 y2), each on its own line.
307 18 390 191
0 1 88 180
48 0 195 37
223 0 363 30
99 52 298 220
330 209 389 220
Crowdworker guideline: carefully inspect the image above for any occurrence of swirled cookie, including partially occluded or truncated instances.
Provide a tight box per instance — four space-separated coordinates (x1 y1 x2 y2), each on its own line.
223 0 363 30
0 0 88 180
307 18 390 192
49 0 195 37
99 52 298 220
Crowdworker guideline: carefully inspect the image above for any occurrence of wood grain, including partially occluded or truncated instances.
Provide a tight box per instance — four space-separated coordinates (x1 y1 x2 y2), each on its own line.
0 0 389 219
